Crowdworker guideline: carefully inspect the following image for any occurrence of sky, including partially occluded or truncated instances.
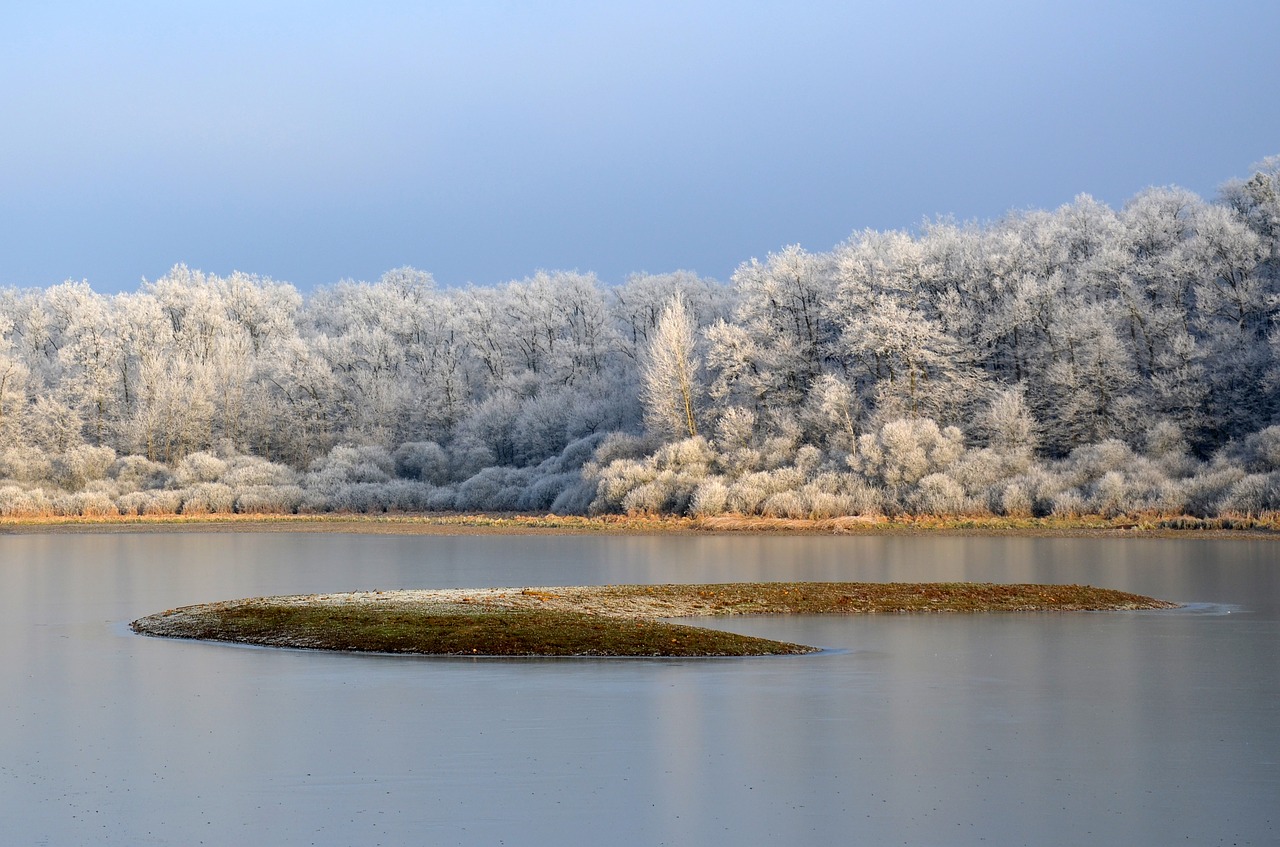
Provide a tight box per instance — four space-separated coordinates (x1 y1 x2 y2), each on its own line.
2 1 1277 294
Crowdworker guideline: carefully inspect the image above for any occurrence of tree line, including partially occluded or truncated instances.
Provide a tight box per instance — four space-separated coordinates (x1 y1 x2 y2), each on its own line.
1 157 1279 519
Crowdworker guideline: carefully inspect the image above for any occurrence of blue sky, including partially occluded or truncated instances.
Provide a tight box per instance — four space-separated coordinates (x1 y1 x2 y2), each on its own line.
2 1 1277 293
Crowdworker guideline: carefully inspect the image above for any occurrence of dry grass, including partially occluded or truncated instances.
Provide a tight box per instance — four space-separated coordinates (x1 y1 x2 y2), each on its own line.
131 582 1177 657
6 510 1280 537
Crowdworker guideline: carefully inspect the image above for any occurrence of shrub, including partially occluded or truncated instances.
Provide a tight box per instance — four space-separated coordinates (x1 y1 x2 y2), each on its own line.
221 457 299 488
909 473 978 516
140 490 184 515
0 484 36 517
174 452 228 486
51 490 118 517
0 446 53 484
998 482 1033 518
179 483 236 514
621 470 697 515
690 479 730 517
1234 427 1280 473
726 468 804 514
549 477 597 514
234 485 305 514
53 445 117 491
1183 467 1246 517
1088 471 1133 518
517 472 578 512
110 455 173 493
850 418 965 491
454 467 532 512
761 490 809 519
393 441 450 483
1050 489 1088 519
1218 473 1279 517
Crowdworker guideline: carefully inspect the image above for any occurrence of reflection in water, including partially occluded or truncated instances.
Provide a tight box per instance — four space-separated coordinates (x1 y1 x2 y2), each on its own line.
0 532 1276 845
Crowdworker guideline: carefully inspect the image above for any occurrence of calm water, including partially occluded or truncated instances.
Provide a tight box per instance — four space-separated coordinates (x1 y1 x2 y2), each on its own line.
1 532 1276 846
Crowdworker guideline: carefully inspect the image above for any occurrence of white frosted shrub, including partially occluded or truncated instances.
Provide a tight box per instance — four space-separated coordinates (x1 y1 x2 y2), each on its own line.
1218 473 1279 517
591 458 656 514
115 491 151 516
328 482 391 513
175 452 228 486
296 488 332 514
139 490 183 515
1144 421 1190 461
0 484 36 517
426 485 458 511
718 447 763 479
998 482 1034 518
621 470 696 515
1088 471 1133 518
758 436 798 470
455 467 532 512
0 446 53 483
54 445 117 491
805 491 852 519
52 490 118 517
909 473 978 516
84 479 121 500
393 441 450 483
1060 439 1134 487
310 445 394 484
556 433 608 472
78 491 119 517
761 490 809 519
1050 489 1088 518
234 485 305 514
794 445 823 476
1183 467 1246 517
454 393 521 466
948 447 1030 496
652 437 715 473
383 480 435 512
549 477 597 514
726 467 804 514
714 406 757 451
980 387 1039 452
447 442 496 483
1235 426 1280 473
517 472 577 511
179 482 236 514
110 455 173 493
590 432 654 466
512 390 571 466
690 479 730 517
1148 479 1188 515
850 418 965 490
221 458 299 488
1016 466 1070 516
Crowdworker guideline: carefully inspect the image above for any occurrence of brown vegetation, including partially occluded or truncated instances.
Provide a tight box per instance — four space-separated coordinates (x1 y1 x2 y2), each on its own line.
131 582 1178 657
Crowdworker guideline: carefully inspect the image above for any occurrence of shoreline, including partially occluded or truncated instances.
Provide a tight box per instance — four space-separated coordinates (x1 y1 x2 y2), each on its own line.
4 511 1279 539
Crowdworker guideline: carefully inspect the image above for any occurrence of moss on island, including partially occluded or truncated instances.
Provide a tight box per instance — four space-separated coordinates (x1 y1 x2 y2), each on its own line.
131 582 1177 657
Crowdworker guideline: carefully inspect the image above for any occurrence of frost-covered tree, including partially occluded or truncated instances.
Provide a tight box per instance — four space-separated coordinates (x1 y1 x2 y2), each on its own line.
641 294 702 440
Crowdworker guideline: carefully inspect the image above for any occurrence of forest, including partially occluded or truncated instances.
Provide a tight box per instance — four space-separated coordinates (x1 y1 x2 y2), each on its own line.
1 158 1279 520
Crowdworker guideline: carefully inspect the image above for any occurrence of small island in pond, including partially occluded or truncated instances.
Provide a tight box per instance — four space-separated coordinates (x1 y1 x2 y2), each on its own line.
130 582 1178 657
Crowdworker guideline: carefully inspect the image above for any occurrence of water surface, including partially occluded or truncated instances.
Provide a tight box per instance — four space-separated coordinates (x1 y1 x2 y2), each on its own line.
1 533 1275 845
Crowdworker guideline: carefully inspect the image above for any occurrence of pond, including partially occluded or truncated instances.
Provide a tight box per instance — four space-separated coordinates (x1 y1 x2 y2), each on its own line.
1 532 1276 846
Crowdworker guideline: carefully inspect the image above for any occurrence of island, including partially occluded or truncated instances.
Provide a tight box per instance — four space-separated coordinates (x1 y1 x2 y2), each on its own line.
130 582 1178 657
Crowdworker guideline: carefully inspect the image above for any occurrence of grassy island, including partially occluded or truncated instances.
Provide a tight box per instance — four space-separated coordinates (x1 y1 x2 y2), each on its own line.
130 582 1178 657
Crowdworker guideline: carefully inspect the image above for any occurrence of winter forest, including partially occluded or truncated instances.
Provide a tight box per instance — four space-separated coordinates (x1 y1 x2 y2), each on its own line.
2 159 1280 521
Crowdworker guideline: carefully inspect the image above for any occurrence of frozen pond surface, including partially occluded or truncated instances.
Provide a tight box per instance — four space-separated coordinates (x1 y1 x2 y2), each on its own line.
1 532 1277 846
